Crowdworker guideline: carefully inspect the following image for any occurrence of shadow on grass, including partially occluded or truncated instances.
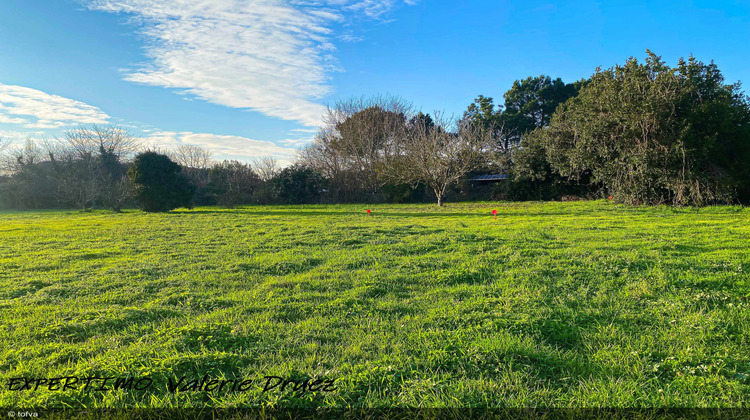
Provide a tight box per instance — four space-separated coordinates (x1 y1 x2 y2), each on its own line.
34 307 183 343
172 209 527 219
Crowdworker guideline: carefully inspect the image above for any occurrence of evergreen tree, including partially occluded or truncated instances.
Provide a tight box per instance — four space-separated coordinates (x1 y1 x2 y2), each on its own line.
128 152 195 212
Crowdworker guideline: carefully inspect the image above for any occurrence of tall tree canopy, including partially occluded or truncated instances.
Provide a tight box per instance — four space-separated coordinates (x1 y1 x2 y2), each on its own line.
301 96 413 201
464 76 582 152
502 75 583 148
536 51 750 205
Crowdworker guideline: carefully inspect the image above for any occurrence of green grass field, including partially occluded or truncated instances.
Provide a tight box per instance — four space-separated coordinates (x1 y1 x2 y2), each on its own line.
0 201 748 408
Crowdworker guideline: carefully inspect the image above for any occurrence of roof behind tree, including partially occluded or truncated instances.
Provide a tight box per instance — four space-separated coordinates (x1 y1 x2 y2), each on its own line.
469 174 508 181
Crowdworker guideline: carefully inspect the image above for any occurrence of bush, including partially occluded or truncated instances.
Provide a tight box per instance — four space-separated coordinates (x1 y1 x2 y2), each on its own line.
270 165 327 204
206 160 260 208
128 152 195 212
537 51 750 205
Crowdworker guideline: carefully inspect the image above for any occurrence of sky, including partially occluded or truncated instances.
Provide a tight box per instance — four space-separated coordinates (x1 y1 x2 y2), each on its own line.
1 0 748 165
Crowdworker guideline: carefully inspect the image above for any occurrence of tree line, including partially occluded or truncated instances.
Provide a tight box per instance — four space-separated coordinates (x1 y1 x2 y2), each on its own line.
299 50 750 206
0 128 288 211
1 51 749 211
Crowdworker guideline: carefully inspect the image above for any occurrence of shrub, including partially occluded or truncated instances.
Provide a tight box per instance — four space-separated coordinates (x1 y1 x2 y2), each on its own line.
269 165 327 204
128 152 195 212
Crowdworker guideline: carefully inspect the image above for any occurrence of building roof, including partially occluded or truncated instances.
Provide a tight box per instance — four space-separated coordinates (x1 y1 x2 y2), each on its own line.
469 174 508 181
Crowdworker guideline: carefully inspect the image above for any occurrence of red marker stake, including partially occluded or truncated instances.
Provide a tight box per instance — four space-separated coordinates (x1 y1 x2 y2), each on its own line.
492 209 497 221
366 209 371 216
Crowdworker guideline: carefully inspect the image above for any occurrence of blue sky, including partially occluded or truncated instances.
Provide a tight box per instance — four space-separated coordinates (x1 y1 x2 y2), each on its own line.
1 0 748 164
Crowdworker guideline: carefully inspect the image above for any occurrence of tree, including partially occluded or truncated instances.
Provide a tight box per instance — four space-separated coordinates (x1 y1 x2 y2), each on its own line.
270 164 327 204
464 95 506 150
502 75 582 146
298 129 356 202
169 144 213 190
58 125 139 211
386 114 493 206
0 140 59 209
170 144 213 170
538 51 750 205
306 96 412 200
54 153 101 210
251 156 280 182
465 77 581 153
207 160 260 207
510 129 592 201
128 152 195 212
62 124 139 160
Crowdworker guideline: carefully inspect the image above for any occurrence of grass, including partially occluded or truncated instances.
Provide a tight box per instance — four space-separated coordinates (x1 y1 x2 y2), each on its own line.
0 201 748 408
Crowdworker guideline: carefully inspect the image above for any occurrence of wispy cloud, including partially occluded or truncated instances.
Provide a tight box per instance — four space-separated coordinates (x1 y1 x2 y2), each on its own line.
279 137 315 148
0 129 44 143
338 33 365 42
0 83 110 130
83 0 418 127
144 130 299 165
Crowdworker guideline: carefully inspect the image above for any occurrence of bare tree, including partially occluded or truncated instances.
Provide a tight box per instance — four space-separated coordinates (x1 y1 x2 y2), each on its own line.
0 138 17 175
169 144 213 188
317 95 414 197
56 125 140 210
297 130 352 201
298 130 345 180
170 144 213 169
251 156 279 182
208 160 260 207
387 113 494 206
0 139 47 174
62 124 140 160
55 154 101 210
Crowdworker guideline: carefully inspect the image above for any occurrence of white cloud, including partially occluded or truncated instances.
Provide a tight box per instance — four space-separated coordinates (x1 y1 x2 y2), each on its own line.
144 130 299 166
0 115 29 125
279 137 315 147
84 0 418 127
0 129 44 143
338 33 365 42
344 0 398 18
0 83 110 129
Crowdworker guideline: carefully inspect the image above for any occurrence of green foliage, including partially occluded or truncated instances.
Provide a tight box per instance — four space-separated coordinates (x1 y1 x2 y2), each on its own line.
502 75 583 143
463 95 507 158
465 76 584 201
539 51 750 205
509 130 593 201
127 152 195 212
269 164 327 204
379 181 427 203
464 96 502 133
0 161 60 209
465 77 582 153
0 202 748 408
408 112 435 131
